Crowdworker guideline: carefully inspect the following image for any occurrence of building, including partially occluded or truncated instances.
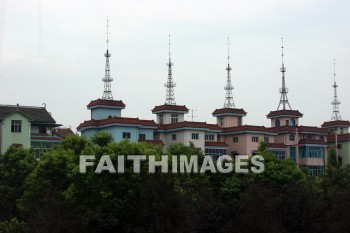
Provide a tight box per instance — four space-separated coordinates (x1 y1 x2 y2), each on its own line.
151 36 227 157
77 22 162 146
0 104 63 157
322 120 350 166
76 32 348 176
321 60 350 167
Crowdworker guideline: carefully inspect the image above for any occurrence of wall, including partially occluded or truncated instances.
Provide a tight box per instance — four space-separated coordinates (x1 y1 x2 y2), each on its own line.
156 112 185 124
223 133 275 156
82 126 154 143
91 107 122 120
216 115 242 128
271 117 299 127
184 130 205 150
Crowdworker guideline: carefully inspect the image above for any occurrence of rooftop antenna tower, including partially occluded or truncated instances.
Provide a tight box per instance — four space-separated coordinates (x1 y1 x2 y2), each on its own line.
164 35 176 105
187 107 198 121
277 38 292 110
331 59 342 120
102 19 113 100
224 37 235 108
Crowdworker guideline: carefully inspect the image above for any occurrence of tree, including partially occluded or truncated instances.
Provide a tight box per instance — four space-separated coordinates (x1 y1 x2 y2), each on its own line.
62 134 92 155
90 131 114 147
0 147 37 221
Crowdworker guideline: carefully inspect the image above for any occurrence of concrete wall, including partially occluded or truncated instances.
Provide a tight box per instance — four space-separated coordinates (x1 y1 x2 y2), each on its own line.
91 108 122 120
271 117 299 127
156 112 185 124
328 141 350 166
159 129 216 151
81 126 154 142
216 115 242 128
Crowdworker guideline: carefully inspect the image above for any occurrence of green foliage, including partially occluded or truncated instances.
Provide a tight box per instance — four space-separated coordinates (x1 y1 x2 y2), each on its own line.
328 148 339 168
90 131 114 147
62 134 91 155
0 147 37 221
0 218 28 233
168 142 202 156
1 134 350 232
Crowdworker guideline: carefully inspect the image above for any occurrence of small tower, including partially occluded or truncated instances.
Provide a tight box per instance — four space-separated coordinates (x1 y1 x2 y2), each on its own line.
164 35 176 105
152 35 188 124
331 59 342 121
277 38 292 110
212 37 247 128
224 37 235 108
267 38 302 127
102 20 114 100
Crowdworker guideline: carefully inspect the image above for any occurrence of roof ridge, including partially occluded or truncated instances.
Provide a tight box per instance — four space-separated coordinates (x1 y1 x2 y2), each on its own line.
0 104 45 109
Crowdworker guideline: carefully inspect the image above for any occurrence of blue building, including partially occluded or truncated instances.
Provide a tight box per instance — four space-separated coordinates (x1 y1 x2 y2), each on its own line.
77 99 159 144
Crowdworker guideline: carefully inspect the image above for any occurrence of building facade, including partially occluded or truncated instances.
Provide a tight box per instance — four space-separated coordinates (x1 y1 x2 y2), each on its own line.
0 104 63 157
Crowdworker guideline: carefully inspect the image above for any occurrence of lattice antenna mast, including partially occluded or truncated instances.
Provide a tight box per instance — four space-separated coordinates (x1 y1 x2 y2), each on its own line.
164 35 176 105
187 107 198 121
331 59 342 120
277 38 292 110
102 20 113 100
224 37 235 108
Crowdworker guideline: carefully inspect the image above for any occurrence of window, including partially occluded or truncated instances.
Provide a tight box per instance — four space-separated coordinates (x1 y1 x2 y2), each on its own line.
159 114 164 124
139 134 146 140
269 149 286 160
219 117 224 127
290 119 296 126
290 147 296 160
39 126 47 134
233 137 239 143
305 166 325 176
238 117 242 126
275 119 280 127
252 136 259 142
306 135 312 139
122 132 131 139
264 137 269 143
289 134 295 141
171 114 178 124
205 148 227 160
320 136 324 141
172 134 177 141
205 134 215 141
299 146 325 158
192 133 199 140
11 120 22 133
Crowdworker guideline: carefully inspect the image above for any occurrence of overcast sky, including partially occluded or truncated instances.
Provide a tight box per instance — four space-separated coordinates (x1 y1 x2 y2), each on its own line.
0 0 349 131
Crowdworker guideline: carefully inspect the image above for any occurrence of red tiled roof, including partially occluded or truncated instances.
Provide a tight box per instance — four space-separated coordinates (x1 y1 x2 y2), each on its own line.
157 121 221 131
321 120 350 128
267 110 303 118
270 126 328 134
55 128 74 138
31 136 63 141
212 108 247 116
87 99 125 108
298 139 327 145
267 143 286 148
77 117 157 130
139 140 165 146
328 133 350 142
205 141 227 147
221 125 273 134
152 104 189 113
